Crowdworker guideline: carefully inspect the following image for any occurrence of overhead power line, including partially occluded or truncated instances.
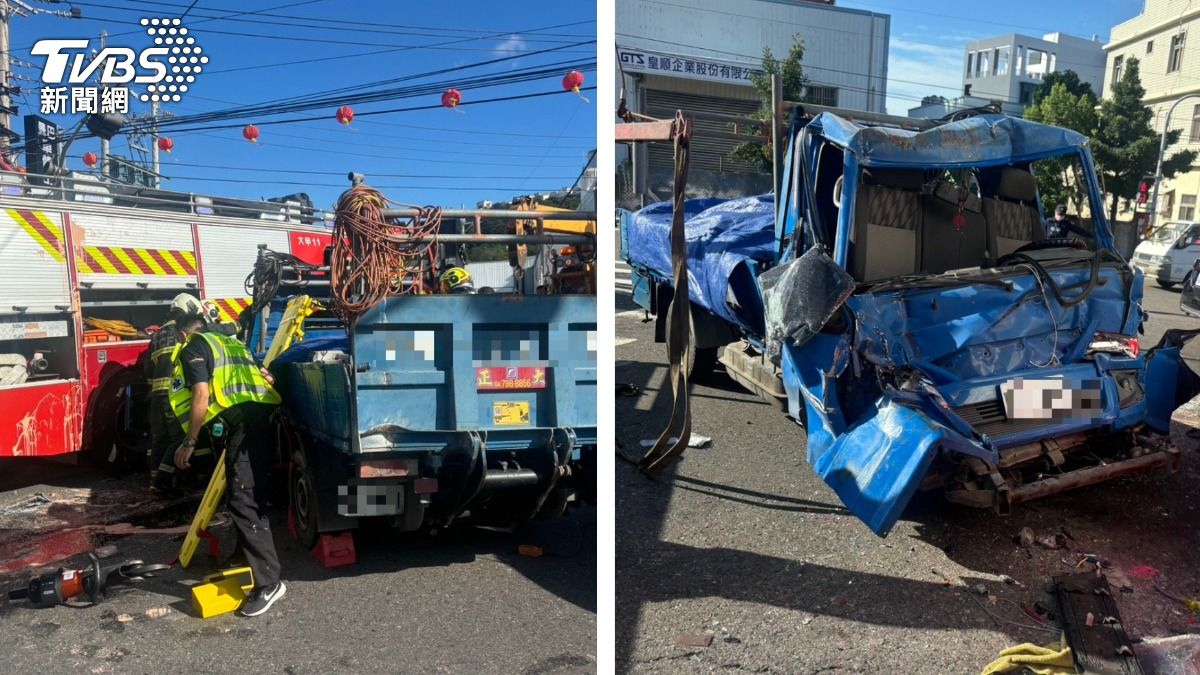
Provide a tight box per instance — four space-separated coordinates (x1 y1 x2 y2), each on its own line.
139 87 598 136
177 93 595 144
146 159 581 180
86 0 593 44
124 58 596 134
96 0 594 38
192 40 595 115
184 132 585 168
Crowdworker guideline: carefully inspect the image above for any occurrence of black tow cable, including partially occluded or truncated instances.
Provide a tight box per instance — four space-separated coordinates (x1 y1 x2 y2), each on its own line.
1006 250 1116 308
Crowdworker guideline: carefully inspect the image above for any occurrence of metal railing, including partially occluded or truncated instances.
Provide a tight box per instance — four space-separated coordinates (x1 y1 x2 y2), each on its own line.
0 167 336 225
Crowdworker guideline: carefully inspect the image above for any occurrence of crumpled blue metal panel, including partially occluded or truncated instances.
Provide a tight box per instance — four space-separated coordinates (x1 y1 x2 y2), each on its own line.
1144 344 1200 433
809 394 949 536
808 112 1089 168
845 266 1136 381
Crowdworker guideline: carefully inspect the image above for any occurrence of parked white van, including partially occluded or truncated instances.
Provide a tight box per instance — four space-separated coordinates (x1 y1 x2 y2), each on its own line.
1131 220 1200 288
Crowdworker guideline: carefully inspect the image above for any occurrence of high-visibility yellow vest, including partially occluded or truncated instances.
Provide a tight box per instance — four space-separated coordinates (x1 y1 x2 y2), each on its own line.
168 332 281 433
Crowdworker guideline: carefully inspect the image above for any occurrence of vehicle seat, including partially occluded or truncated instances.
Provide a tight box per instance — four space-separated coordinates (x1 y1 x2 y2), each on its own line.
982 167 1043 259
922 182 987 273
851 168 923 281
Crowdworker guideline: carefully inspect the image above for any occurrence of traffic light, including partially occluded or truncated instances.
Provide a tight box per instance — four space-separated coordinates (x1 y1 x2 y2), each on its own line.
1137 175 1155 205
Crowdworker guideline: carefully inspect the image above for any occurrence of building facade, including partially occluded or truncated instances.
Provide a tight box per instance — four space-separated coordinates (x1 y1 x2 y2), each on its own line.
918 32 1107 119
1106 0 1200 224
615 0 889 207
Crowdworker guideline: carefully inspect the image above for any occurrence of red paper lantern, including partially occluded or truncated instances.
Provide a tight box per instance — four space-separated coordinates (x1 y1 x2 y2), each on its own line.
82 152 98 168
242 124 260 143
335 105 354 125
441 89 462 109
157 137 174 153
562 70 585 93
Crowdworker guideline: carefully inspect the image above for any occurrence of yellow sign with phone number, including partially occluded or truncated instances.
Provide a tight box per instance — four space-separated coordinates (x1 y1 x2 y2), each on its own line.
492 401 531 426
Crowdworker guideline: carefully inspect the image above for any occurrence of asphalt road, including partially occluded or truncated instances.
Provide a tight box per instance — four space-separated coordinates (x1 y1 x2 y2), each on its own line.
0 464 596 674
614 253 1200 673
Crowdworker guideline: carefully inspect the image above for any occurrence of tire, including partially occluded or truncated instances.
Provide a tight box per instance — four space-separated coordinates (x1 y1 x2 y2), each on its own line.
87 367 150 474
1158 280 1178 290
669 310 718 383
289 447 320 548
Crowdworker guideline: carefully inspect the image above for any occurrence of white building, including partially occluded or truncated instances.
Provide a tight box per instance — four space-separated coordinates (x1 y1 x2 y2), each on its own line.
616 0 889 206
1105 0 1200 224
951 32 1106 116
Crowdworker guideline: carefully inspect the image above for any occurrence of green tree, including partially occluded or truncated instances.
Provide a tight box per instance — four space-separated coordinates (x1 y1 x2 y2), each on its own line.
1030 69 1095 107
1093 58 1197 221
729 37 808 171
1024 82 1097 213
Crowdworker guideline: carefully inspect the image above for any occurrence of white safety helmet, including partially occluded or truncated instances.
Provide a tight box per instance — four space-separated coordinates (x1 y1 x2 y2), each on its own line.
200 299 222 323
169 293 202 316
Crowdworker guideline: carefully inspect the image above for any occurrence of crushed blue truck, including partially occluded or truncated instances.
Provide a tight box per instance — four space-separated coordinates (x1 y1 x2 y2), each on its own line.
621 105 1200 535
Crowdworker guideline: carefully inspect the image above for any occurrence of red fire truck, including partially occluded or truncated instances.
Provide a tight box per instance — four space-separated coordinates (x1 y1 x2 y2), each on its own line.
0 169 333 465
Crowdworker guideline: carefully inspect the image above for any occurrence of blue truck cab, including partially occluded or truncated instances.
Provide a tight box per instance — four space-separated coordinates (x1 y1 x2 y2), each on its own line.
247 258 596 545
623 105 1200 535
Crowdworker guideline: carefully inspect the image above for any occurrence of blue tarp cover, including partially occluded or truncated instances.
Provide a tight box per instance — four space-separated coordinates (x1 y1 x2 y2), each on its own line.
808 112 1089 167
626 194 775 325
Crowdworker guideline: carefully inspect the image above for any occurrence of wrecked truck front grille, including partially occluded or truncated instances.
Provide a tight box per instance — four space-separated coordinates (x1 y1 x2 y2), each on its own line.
953 398 1052 440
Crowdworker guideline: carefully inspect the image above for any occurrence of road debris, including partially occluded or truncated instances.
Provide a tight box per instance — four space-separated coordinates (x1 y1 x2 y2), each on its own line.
1016 527 1035 548
1154 583 1200 612
675 633 714 648
1054 572 1143 674
980 638 1073 675
639 434 711 449
517 544 544 558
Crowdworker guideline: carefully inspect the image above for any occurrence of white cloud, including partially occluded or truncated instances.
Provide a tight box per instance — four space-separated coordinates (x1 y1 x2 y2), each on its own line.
494 34 528 67
885 37 965 115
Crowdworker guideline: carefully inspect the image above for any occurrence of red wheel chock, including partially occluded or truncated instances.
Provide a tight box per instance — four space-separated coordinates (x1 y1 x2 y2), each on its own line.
312 532 356 569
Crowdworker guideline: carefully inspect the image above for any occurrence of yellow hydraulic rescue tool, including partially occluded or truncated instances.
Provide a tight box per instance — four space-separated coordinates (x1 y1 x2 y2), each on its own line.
178 296 319 567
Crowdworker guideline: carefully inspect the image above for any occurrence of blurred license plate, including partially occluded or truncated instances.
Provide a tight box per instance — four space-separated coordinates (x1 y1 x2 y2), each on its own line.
999 377 1101 421
492 401 530 426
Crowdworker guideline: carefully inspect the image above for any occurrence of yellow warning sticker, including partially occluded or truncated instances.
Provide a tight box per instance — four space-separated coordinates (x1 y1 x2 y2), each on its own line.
493 401 531 426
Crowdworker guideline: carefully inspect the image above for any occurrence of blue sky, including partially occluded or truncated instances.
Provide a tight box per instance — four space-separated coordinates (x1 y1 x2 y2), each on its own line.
10 0 596 210
838 0 1144 115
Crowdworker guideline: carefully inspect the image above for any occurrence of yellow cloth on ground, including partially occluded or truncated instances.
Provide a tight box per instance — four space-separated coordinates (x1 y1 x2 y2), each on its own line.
980 638 1074 675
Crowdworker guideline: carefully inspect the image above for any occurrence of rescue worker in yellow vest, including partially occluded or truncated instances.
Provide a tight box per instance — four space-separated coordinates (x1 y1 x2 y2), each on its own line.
147 293 209 497
169 312 287 617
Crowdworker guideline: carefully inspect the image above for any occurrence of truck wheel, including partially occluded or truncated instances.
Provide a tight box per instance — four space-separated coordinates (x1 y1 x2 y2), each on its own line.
87 367 149 474
669 313 718 383
289 448 320 548
1158 280 1177 290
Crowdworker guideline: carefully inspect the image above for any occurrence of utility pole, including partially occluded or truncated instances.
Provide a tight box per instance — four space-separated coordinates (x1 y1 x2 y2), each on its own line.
98 29 107 174
0 0 13 155
1149 93 1200 234
150 98 159 178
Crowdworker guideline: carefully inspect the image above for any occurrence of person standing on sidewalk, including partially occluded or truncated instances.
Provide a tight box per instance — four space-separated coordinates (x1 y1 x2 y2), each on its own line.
169 312 287 617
